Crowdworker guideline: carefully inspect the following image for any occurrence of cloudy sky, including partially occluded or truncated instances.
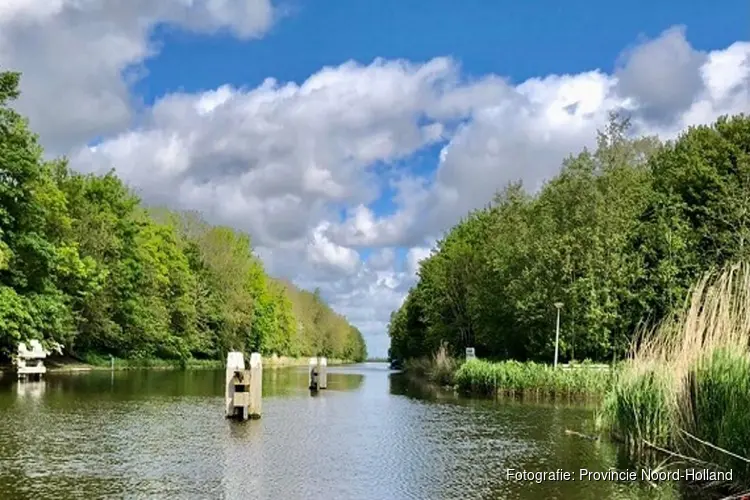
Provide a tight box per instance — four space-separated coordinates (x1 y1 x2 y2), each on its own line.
2 1 748 357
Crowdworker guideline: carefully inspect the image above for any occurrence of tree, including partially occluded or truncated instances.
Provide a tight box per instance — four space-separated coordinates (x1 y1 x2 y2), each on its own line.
389 113 750 364
0 71 367 363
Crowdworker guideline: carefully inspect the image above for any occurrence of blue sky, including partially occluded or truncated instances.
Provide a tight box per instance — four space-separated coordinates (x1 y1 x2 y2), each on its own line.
4 1 749 358
139 1 747 98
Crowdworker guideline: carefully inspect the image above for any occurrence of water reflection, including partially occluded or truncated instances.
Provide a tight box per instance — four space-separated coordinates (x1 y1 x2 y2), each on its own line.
388 372 684 500
0 364 709 499
224 419 264 499
0 366 365 401
16 380 46 400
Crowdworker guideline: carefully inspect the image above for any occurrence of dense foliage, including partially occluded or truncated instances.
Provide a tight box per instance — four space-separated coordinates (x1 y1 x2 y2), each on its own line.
389 112 750 364
599 263 750 486
0 71 366 363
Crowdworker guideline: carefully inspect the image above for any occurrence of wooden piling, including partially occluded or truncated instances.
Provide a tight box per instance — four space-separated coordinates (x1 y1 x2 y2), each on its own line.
309 357 319 391
249 352 262 419
225 352 245 419
318 357 327 389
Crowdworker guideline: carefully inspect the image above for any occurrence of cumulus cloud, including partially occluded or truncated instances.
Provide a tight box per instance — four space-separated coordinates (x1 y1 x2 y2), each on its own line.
72 57 501 250
328 31 750 253
4 10 749 357
615 26 707 124
0 0 274 153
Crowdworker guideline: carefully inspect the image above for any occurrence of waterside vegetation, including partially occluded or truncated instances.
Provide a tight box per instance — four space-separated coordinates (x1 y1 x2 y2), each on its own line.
455 358 614 399
388 112 750 491
388 113 750 366
0 71 367 367
402 343 614 399
598 263 750 488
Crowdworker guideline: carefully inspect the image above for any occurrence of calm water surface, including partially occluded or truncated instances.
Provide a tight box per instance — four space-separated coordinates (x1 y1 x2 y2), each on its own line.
0 363 687 499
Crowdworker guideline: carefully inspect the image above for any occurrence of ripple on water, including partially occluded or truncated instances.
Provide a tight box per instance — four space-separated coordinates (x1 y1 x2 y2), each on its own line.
0 369 681 500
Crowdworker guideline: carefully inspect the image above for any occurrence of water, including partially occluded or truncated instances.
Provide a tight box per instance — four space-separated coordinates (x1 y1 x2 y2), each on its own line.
0 363 688 499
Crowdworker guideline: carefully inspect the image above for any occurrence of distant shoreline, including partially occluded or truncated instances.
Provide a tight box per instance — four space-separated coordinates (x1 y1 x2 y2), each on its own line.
0 355 356 375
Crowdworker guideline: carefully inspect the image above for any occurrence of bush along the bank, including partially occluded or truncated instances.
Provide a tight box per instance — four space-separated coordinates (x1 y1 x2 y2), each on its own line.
455 359 615 399
0 71 367 365
403 342 459 387
389 113 750 368
598 263 750 488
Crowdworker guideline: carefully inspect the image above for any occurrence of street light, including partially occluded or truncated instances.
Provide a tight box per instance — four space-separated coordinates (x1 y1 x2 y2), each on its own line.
554 302 563 369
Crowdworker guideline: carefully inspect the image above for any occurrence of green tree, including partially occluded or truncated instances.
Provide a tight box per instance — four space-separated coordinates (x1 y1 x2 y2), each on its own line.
389 114 750 365
0 71 367 364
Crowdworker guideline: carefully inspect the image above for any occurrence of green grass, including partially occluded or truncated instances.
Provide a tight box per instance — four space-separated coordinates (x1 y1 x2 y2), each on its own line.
683 348 750 478
455 358 615 400
81 354 223 370
598 262 750 490
79 354 358 370
598 366 674 449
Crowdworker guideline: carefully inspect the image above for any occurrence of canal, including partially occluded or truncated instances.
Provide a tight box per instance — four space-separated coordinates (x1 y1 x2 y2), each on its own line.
0 363 689 499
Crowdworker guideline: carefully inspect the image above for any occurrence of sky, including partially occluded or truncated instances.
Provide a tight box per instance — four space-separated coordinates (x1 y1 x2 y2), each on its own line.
1 1 748 358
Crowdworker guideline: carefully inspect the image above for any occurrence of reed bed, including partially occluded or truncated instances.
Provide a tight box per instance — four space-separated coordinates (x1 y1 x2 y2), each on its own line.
454 358 615 399
598 262 750 489
403 342 460 387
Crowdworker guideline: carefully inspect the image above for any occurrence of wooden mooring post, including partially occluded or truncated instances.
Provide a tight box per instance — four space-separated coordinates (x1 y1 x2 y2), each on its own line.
309 357 319 391
309 357 328 391
318 357 327 390
225 351 262 421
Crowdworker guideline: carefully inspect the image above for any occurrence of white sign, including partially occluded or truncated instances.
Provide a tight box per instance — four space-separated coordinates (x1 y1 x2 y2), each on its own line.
465 347 476 360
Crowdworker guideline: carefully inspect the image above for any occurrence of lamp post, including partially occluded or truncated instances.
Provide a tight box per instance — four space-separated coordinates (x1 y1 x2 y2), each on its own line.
554 302 563 369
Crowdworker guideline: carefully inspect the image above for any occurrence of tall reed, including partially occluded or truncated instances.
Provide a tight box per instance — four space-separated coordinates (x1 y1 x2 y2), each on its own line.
403 342 459 386
599 262 750 486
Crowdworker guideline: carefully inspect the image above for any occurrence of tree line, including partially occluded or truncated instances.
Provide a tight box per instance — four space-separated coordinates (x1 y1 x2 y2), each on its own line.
389 112 750 364
0 71 367 363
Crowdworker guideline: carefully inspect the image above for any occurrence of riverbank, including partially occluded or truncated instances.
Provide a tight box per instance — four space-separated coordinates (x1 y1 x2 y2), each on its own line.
400 263 750 493
597 264 750 492
0 354 354 374
455 359 615 400
400 344 614 400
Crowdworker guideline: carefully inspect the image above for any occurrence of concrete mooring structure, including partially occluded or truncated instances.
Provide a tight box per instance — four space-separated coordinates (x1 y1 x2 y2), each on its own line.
225 352 262 421
308 356 327 391
16 340 49 381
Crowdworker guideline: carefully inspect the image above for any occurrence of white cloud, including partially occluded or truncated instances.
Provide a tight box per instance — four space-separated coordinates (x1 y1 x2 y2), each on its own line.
367 248 396 271
0 0 274 153
4 14 749 357
615 25 707 123
406 247 432 279
307 222 360 275
329 34 750 255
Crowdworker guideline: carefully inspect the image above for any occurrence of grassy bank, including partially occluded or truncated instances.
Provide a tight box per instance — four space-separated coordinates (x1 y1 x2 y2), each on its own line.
401 343 614 399
0 354 354 374
597 263 750 491
455 359 615 400
80 355 223 371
